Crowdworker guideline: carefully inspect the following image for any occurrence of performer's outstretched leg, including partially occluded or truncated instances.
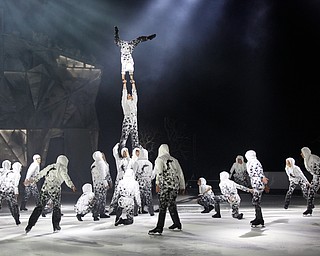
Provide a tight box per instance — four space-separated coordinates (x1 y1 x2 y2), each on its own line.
25 206 43 233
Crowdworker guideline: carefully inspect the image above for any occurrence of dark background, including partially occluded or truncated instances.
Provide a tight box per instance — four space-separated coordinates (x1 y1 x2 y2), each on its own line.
1 0 320 181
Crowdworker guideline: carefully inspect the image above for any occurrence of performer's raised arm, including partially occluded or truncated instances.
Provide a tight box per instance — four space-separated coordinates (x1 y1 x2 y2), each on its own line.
114 26 121 46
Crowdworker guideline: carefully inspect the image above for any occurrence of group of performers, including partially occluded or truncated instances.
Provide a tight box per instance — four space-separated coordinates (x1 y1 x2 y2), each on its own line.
1 27 320 235
197 147 320 228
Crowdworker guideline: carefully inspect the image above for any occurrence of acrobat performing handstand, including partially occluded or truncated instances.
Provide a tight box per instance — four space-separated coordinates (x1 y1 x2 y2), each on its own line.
114 26 156 83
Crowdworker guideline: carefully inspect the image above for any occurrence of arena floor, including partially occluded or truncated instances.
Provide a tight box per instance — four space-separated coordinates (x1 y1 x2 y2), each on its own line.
1 193 319 256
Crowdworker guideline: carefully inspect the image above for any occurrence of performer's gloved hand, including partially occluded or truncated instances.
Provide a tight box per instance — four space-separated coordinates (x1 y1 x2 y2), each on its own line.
147 34 156 40
71 185 77 192
114 26 119 33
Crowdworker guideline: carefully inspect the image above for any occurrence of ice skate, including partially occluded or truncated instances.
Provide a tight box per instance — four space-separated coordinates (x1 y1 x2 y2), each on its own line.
250 218 265 228
234 213 243 220
201 205 214 213
212 212 221 218
100 213 110 218
168 223 182 230
115 217 124 226
201 208 210 213
76 214 83 221
303 209 312 216
53 224 61 232
148 227 163 235
25 225 32 234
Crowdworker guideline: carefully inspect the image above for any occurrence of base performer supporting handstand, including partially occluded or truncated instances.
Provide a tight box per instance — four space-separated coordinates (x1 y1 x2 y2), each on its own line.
114 26 156 83
118 80 140 155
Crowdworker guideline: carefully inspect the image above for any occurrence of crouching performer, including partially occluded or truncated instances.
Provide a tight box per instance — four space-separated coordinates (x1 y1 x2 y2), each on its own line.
197 177 215 213
114 168 141 226
25 155 76 233
74 183 96 221
212 171 253 219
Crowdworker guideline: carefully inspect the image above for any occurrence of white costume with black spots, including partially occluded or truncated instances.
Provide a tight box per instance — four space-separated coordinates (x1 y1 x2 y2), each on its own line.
91 151 111 219
74 183 95 220
152 144 185 232
284 157 309 208
25 155 75 233
119 85 140 153
114 26 156 76
214 171 251 219
109 144 135 213
113 168 141 225
245 150 267 225
197 177 215 212
229 155 251 188
301 147 320 213
12 162 22 198
0 160 21 225
21 154 41 210
134 148 155 215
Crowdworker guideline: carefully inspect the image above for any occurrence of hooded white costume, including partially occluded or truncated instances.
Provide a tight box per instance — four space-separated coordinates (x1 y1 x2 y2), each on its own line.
212 171 251 219
21 154 41 210
149 144 185 235
301 147 320 215
91 151 112 220
109 143 136 214
197 177 215 213
229 155 251 188
245 150 267 227
113 168 141 226
25 155 75 233
284 157 309 209
0 160 21 225
12 162 22 197
74 183 96 221
134 148 155 215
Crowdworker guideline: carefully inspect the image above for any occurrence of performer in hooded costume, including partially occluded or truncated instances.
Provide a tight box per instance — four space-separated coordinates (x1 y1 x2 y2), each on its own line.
114 26 156 83
12 162 23 201
300 147 320 216
20 154 41 211
109 143 135 214
118 80 140 156
245 150 269 227
113 168 141 226
284 157 310 209
74 183 96 221
148 144 185 235
197 177 215 213
0 160 21 225
212 171 252 220
229 155 251 188
134 148 155 216
91 151 112 220
25 155 76 233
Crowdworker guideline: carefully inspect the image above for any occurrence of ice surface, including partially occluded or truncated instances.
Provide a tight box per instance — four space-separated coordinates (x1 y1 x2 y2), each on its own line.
1 194 319 256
